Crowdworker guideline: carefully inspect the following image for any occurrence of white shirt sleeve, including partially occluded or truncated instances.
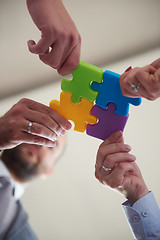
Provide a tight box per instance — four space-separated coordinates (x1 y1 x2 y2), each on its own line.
122 192 160 240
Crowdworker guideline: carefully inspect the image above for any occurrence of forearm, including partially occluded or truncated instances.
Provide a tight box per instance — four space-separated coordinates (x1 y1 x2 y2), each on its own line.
122 192 160 240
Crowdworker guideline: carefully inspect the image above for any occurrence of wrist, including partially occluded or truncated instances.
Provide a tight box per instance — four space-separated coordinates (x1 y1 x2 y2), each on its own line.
127 185 149 206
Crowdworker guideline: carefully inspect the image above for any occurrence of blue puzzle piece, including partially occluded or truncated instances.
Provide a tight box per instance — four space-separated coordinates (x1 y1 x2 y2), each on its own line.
91 70 142 116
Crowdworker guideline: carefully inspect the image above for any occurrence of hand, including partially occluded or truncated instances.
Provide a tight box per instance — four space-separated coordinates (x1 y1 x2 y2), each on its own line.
95 131 149 206
0 98 72 150
120 58 160 100
26 0 81 75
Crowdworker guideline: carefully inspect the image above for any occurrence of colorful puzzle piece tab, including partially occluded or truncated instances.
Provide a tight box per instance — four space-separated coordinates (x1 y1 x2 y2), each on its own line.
61 61 103 104
86 103 129 140
49 91 97 132
91 70 142 116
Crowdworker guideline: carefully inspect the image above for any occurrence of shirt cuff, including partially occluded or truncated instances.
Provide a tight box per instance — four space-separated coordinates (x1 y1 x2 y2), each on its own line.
122 192 160 239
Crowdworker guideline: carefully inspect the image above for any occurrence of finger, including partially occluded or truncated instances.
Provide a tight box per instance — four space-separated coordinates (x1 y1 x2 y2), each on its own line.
39 32 79 70
133 66 159 100
58 41 81 76
98 131 124 151
150 58 160 69
27 28 54 54
96 152 136 182
21 132 56 147
25 109 67 137
120 66 157 99
96 142 132 168
23 121 58 141
24 99 72 131
102 152 136 170
102 162 136 188
57 34 81 72
39 40 66 69
96 131 124 168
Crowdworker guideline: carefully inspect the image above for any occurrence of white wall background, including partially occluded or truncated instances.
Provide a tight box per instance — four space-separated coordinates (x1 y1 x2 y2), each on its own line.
1 48 160 240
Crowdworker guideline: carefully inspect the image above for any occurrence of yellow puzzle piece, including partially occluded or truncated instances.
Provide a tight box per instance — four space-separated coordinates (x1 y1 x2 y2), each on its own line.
50 91 97 132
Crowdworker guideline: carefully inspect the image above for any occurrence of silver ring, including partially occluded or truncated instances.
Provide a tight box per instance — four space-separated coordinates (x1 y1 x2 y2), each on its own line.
102 165 112 172
130 83 140 93
27 122 33 134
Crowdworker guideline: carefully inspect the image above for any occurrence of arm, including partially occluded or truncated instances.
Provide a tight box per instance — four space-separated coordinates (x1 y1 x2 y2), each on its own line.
0 177 18 239
0 98 71 150
26 0 81 76
120 58 160 100
95 131 160 239
122 192 160 240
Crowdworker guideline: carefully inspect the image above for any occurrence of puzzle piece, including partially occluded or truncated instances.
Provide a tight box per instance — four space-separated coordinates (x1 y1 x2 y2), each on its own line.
49 91 97 132
91 70 142 116
61 61 103 104
86 103 129 140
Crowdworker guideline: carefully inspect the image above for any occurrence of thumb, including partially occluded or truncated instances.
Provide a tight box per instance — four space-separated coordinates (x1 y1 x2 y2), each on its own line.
103 131 124 146
27 39 49 54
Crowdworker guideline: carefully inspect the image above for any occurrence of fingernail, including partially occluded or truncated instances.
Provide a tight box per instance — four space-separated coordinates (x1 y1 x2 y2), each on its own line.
124 66 132 73
125 144 132 151
65 122 72 130
114 131 122 140
130 154 136 160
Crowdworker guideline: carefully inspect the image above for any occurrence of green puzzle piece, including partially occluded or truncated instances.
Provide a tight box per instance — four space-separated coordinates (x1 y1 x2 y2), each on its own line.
61 61 103 104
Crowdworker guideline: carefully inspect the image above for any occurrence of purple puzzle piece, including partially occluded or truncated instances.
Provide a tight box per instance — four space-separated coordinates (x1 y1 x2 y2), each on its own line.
86 103 129 140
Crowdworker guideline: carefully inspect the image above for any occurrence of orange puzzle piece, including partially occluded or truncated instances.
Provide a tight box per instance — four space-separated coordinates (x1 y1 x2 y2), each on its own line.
49 91 97 132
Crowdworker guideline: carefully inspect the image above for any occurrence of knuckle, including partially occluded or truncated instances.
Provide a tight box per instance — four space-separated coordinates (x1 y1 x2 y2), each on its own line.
69 33 79 47
41 114 50 124
10 107 23 117
44 107 52 115
59 31 68 42
35 125 43 135
146 88 158 100
35 45 44 54
105 154 112 163
8 119 17 128
114 142 120 149
65 57 79 71
33 136 41 144
52 27 59 38
118 163 125 170
18 98 30 105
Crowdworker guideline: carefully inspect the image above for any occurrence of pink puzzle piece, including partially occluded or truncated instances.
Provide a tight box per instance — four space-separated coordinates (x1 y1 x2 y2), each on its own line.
86 103 129 140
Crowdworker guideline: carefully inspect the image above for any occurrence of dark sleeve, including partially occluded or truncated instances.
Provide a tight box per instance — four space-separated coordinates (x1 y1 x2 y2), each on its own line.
0 177 18 240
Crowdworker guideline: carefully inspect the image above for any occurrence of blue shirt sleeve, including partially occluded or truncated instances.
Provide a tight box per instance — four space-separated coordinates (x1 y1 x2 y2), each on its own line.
122 192 160 240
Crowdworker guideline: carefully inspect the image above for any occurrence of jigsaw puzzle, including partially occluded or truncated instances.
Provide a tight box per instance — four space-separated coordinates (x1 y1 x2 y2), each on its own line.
86 103 129 140
91 70 141 116
49 91 97 132
50 61 142 140
61 61 103 104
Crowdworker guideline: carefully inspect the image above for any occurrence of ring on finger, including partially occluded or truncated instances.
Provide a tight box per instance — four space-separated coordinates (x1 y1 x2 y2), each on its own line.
102 165 112 173
27 121 33 134
130 82 140 93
